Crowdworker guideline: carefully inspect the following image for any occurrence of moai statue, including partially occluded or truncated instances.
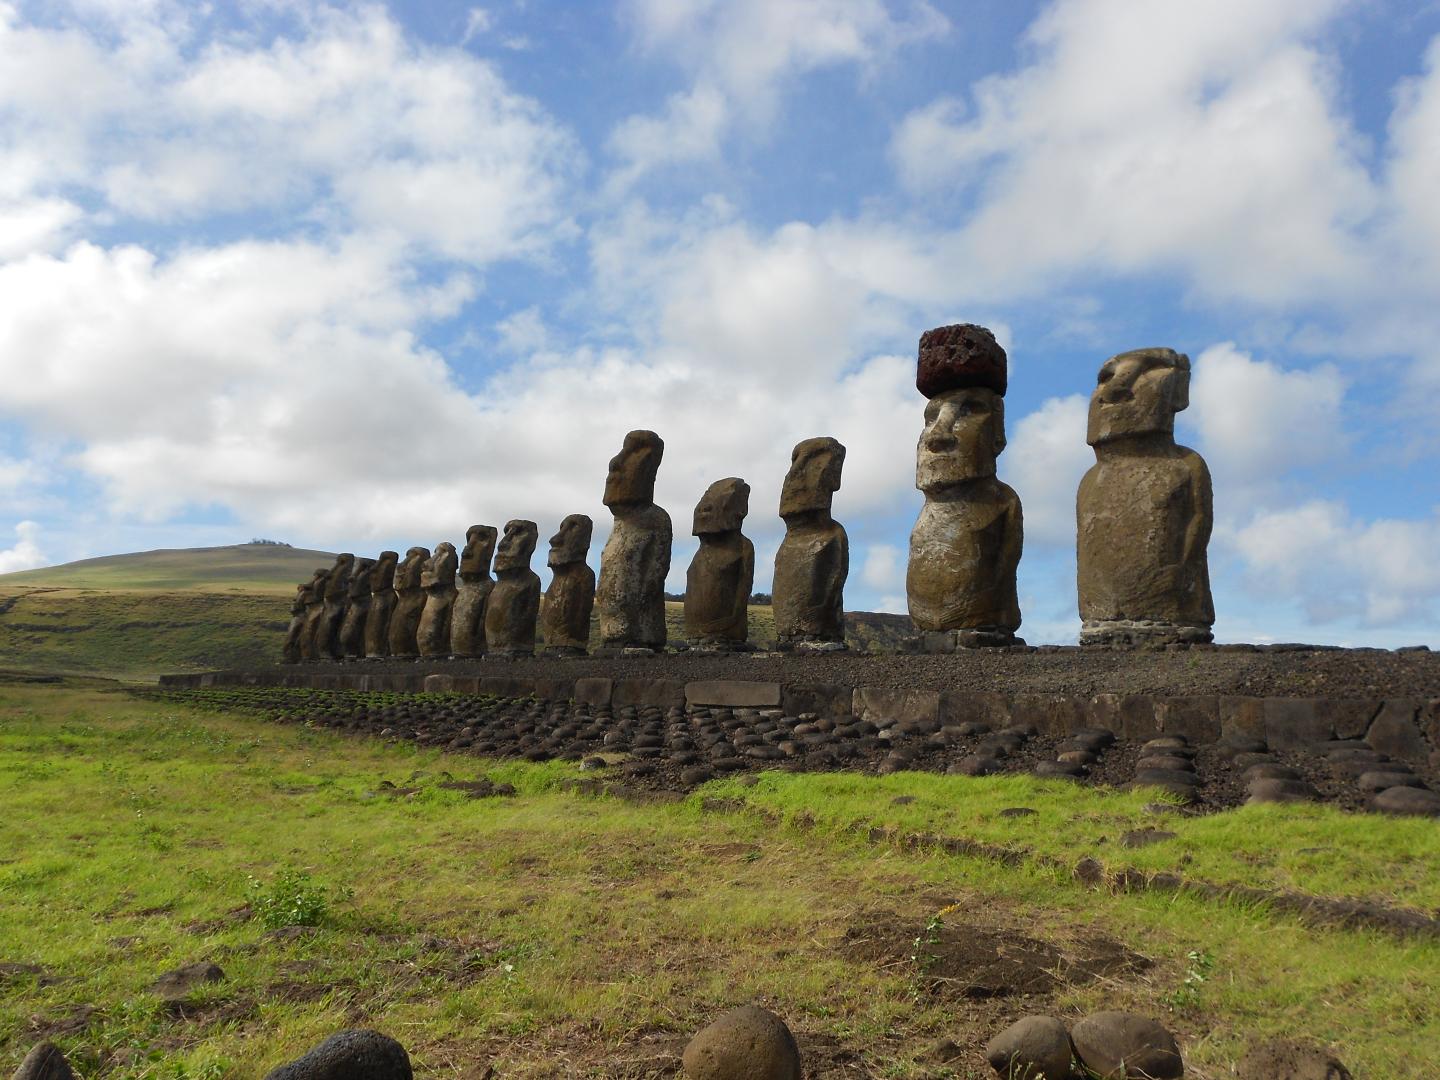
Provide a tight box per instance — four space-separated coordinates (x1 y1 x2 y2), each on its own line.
595 430 672 653
485 519 542 656
387 546 430 659
337 556 375 659
362 550 399 659
282 582 308 664
906 324 1023 647
417 542 459 658
773 437 849 651
318 553 355 661
298 569 329 662
684 478 754 650
539 514 595 655
451 526 498 657
1077 348 1213 646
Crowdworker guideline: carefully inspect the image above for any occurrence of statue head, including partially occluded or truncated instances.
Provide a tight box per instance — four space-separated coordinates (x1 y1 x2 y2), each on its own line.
494 519 539 573
324 553 354 599
347 557 375 600
548 514 593 568
422 541 457 588
915 388 1006 491
916 324 1007 398
1087 347 1190 446
307 568 329 604
368 550 398 591
603 429 664 508
395 546 430 590
460 525 498 577
780 437 845 519
693 477 750 537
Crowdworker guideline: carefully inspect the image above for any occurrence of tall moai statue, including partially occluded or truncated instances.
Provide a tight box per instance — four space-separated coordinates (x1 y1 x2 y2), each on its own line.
596 430 672 653
282 582 308 663
485 519 542 657
338 556 375 659
298 568 329 662
773 437 849 651
387 546 430 659
451 525 498 658
905 324 1023 647
362 550 399 659
318 554 355 661
684 478 754 650
539 514 595 656
1077 348 1213 646
417 542 459 658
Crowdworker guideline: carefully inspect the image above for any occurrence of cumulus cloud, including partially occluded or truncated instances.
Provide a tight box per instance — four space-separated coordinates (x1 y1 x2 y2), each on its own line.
1003 393 1089 548
0 520 45 573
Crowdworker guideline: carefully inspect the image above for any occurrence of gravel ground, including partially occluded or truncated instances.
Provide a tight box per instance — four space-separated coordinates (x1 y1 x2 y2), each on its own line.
280 644 1440 699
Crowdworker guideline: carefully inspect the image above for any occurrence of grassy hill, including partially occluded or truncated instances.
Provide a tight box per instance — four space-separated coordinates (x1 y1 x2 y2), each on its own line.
0 542 337 594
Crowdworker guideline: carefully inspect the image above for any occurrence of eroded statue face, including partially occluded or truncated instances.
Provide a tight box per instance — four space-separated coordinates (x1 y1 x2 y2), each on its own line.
430 542 458 578
369 551 398 591
396 546 430 589
347 558 375 599
548 514 593 568
1087 348 1190 446
693 477 750 536
780 437 845 519
495 519 539 572
460 526 498 576
915 387 1005 492
308 569 328 603
603 430 664 508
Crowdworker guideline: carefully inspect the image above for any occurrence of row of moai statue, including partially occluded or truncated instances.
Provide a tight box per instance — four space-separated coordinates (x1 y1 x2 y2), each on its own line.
283 322 1213 661
282 430 850 662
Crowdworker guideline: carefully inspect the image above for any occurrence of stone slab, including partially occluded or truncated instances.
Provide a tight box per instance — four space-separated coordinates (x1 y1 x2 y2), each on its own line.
1010 694 1086 736
685 680 783 708
1219 696 1265 741
423 674 456 694
613 678 685 710
1156 696 1220 743
853 686 941 727
939 691 1013 731
573 677 614 706
781 682 851 720
1366 700 1428 765
479 676 537 699
1264 698 1333 750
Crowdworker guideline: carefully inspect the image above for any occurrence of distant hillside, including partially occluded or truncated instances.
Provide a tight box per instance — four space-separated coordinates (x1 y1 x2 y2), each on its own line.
0 543 337 595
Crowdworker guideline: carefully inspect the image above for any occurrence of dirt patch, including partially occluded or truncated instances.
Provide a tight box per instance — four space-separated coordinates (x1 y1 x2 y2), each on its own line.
842 912 1149 1001
26 1004 97 1039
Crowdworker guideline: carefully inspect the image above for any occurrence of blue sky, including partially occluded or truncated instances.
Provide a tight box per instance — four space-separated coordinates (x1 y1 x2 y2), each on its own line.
2 0 1440 646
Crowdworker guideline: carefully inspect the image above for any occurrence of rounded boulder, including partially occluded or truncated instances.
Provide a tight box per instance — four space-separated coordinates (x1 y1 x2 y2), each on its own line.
984 1015 1073 1079
1070 1011 1183 1079
12 1042 76 1080
682 1005 801 1080
263 1029 413 1080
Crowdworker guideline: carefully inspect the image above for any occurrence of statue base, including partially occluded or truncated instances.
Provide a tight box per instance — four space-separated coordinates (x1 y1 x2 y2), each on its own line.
487 646 536 659
1080 619 1213 648
682 639 756 655
902 628 1022 653
774 638 848 654
592 644 661 658
540 645 588 657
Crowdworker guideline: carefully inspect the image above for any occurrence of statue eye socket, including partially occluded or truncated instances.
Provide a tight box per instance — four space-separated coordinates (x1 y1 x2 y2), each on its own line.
1098 368 1113 383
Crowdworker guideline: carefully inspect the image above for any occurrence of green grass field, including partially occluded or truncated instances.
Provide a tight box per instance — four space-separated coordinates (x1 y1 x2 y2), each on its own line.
2 681 1435 1078
0 544 338 595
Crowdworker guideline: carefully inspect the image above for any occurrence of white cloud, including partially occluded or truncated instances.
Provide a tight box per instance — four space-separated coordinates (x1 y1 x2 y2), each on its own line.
0 520 46 573
1003 393 1089 548
861 542 902 589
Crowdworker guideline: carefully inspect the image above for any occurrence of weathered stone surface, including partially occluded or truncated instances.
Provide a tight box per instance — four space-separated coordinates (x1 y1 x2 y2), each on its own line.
283 583 309 664
1220 696 1266 741
685 681 782 708
1247 778 1319 803
387 547 430 658
1264 699 1334 750
916 323 1008 398
984 1015 1073 1079
1372 785 1440 816
1069 1011 1183 1079
416 543 458 659
681 1005 801 1080
597 430 672 650
263 1029 413 1080
362 551 398 659
540 514 595 654
1011 694 1085 736
478 676 536 699
451 526 497 658
299 569 329 662
783 682 852 720
1236 1039 1351 1080
1156 696 1220 744
573 677 614 706
317 554 354 661
940 691 1012 731
1366 700 1428 766
685 478 754 647
612 678 685 710
485 520 541 657
774 437 849 648
11 1042 76 1080
151 961 224 1003
1077 348 1213 647
854 686 941 726
908 330 1022 639
338 557 375 659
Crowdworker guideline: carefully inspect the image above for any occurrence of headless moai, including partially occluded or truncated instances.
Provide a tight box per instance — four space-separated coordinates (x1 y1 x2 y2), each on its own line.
387 546 430 659
773 437 849 651
596 430 672 652
684 478 754 649
485 519 542 656
282 582 308 663
906 324 1023 647
451 525 498 658
337 556 375 659
362 551 399 659
318 554 355 661
1077 348 1214 646
298 569 329 662
540 514 595 655
417 541 458 658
